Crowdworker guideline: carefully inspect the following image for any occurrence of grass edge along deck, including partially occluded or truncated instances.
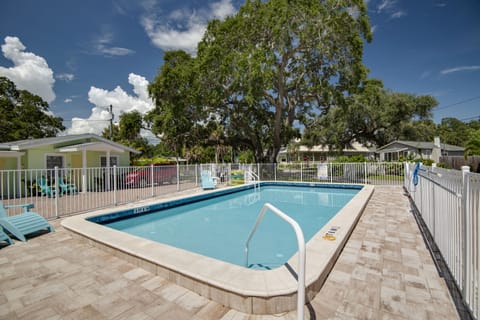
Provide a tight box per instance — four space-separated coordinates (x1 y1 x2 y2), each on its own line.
61 182 374 314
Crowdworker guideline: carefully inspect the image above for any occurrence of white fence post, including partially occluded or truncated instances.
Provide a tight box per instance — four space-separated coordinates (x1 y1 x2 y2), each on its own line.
113 165 117 205
54 166 59 219
364 162 367 184
148 164 154 196
461 165 470 297
300 162 303 182
176 163 180 191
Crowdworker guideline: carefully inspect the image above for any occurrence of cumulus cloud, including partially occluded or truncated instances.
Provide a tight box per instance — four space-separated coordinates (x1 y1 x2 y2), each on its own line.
56 73 75 82
64 98 73 103
441 65 480 75
66 73 154 135
141 0 236 54
0 36 56 103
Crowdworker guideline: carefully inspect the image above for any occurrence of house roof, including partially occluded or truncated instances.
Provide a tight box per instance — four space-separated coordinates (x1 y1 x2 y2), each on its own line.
280 141 376 154
1 134 140 154
377 140 464 152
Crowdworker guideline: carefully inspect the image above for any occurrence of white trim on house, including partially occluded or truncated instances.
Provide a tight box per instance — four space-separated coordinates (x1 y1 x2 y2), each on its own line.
56 142 125 154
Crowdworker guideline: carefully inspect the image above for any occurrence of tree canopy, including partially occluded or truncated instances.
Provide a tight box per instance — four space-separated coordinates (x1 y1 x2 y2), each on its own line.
145 0 474 163
147 50 203 161
148 0 372 162
0 76 65 142
302 79 438 148
465 129 480 156
102 110 152 158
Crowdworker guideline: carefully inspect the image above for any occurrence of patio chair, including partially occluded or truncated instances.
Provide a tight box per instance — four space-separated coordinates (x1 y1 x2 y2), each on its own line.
58 176 78 194
37 177 56 197
0 227 13 246
0 201 54 242
201 171 217 190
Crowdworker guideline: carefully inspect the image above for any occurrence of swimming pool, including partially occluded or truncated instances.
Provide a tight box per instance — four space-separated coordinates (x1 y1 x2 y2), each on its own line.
62 182 374 314
100 185 359 269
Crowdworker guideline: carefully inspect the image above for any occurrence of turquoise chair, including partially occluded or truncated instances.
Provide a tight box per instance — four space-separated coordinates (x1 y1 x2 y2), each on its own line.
58 176 78 194
201 171 216 190
0 201 54 242
0 227 13 246
37 177 56 197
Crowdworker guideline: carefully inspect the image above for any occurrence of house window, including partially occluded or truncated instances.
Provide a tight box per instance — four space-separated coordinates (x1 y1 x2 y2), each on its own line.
422 149 432 159
100 156 119 167
46 155 64 169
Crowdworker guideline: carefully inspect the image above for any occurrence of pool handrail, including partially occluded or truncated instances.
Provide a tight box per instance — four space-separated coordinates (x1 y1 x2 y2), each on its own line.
244 202 305 320
245 170 260 191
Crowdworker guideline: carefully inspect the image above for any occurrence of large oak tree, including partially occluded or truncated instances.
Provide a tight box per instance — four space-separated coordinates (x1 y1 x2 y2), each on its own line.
148 0 372 162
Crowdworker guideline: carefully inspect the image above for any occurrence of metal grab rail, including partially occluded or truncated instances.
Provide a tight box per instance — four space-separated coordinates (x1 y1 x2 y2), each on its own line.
244 203 305 320
245 170 260 191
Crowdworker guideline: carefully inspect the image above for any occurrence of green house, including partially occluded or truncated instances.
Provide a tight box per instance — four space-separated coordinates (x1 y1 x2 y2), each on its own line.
0 134 140 195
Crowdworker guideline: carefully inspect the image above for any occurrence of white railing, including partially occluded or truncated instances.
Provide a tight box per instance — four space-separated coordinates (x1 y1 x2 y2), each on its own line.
244 203 305 320
1 162 404 219
405 162 480 319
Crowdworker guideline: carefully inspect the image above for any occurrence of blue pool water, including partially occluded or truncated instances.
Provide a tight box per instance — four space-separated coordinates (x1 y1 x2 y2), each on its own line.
101 184 360 269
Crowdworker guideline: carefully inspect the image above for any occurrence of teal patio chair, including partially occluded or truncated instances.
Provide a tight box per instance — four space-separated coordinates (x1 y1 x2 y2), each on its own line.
58 176 78 195
0 201 54 242
37 177 56 197
201 171 217 190
0 227 13 246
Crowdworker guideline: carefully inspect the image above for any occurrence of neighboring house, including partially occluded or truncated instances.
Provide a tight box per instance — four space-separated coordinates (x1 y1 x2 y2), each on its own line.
376 139 464 161
278 141 376 162
0 134 140 194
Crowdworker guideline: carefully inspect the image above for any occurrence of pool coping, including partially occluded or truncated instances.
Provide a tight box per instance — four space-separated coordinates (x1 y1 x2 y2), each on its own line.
61 183 374 314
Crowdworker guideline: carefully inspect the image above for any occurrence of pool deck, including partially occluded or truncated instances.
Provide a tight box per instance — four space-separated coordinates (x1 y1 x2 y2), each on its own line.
0 186 460 319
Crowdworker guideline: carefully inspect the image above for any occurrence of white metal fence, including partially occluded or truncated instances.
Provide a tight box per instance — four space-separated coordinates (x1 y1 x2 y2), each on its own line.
405 162 480 319
0 162 404 219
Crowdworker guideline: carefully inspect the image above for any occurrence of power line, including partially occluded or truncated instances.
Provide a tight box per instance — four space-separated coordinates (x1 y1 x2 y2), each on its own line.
460 115 480 122
435 95 480 110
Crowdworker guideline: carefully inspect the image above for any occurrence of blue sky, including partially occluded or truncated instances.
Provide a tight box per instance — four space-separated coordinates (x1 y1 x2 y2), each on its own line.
0 0 479 138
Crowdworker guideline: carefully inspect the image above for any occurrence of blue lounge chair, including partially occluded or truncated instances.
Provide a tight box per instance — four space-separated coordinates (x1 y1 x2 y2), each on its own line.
37 177 57 197
0 227 13 246
0 201 54 242
58 176 78 194
201 171 217 190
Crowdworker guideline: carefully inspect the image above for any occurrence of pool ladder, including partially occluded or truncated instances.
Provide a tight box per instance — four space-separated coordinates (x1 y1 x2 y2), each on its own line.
245 170 260 191
244 203 306 320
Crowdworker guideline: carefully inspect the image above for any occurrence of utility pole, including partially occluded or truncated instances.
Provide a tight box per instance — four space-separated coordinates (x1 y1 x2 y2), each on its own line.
109 104 114 139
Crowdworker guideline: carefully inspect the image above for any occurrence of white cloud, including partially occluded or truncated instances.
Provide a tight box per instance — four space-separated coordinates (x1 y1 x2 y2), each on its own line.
0 36 56 103
376 0 406 19
94 31 135 57
441 65 480 75
66 73 154 135
377 0 396 13
56 73 75 82
391 10 406 19
64 98 73 103
141 0 236 54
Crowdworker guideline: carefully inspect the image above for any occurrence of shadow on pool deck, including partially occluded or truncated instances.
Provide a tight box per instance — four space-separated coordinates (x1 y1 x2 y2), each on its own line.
0 186 459 319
